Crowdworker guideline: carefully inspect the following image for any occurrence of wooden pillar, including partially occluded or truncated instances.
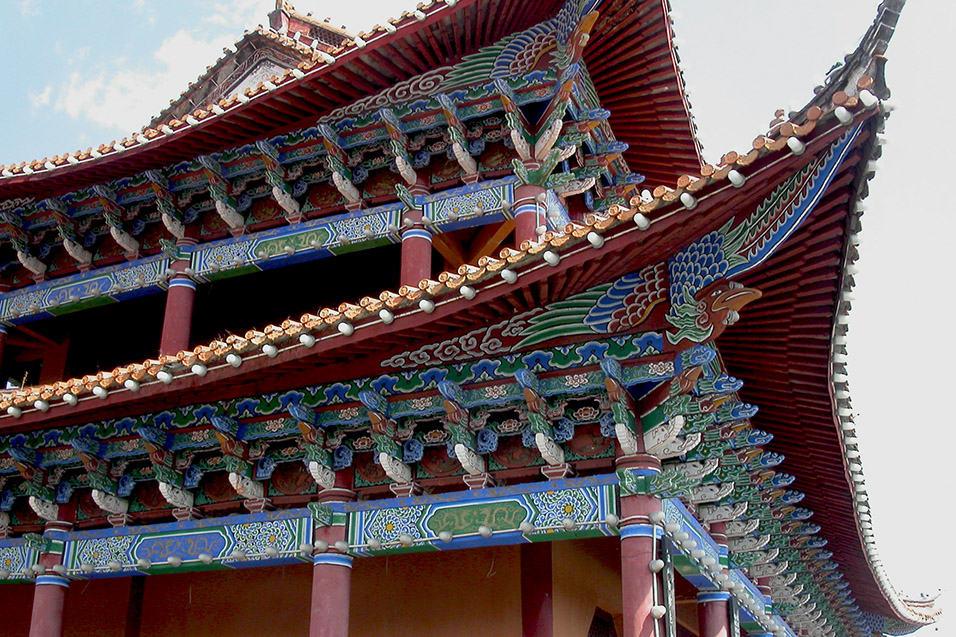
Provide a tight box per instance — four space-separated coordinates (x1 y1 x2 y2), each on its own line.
159 275 196 355
310 547 353 637
159 237 197 356
309 478 355 637
400 182 432 289
520 542 553 637
29 521 72 637
618 453 662 637
513 180 545 248
400 210 432 288
698 591 731 637
756 576 773 614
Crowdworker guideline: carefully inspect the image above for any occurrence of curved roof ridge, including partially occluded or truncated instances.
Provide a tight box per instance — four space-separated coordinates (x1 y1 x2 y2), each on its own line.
0 94 880 411
0 0 448 178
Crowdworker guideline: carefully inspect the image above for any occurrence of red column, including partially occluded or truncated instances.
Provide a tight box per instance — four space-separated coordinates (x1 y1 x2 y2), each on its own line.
697 521 731 636
513 180 545 248
30 522 71 637
400 182 432 289
400 209 432 288
310 539 352 637
159 237 197 356
159 275 196 355
697 591 731 637
521 542 553 637
618 454 662 637
309 483 355 637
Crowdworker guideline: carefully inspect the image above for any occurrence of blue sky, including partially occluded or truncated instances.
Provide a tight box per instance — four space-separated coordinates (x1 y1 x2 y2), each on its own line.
0 0 951 631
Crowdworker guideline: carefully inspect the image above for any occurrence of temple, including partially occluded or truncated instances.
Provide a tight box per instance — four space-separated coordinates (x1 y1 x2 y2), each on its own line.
0 1 938 635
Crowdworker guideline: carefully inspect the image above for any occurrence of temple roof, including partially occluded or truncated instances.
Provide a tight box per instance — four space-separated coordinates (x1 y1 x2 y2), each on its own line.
147 2 353 129
0 0 936 633
0 0 699 200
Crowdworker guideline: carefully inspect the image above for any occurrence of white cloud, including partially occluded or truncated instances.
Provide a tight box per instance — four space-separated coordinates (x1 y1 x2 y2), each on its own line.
19 1 39 17
54 29 234 134
28 85 51 109
205 0 273 29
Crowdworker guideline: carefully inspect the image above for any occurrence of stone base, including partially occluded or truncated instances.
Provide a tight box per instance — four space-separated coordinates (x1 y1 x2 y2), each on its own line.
172 507 203 521
388 482 421 497
243 498 274 513
463 473 496 490
541 463 574 480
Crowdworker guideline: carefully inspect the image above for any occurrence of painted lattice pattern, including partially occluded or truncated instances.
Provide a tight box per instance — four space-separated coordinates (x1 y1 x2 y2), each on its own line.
364 505 426 543
229 520 298 556
527 487 592 528
72 535 136 568
0 543 34 575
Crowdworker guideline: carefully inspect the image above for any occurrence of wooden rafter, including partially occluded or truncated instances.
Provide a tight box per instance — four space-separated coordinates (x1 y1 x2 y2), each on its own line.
467 219 514 263
431 232 467 270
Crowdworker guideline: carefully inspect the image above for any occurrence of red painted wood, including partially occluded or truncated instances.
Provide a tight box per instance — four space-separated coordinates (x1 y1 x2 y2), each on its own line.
514 183 544 247
159 277 196 356
309 549 352 637
310 487 355 637
29 552 68 637
618 454 662 637
620 494 660 637
697 599 730 637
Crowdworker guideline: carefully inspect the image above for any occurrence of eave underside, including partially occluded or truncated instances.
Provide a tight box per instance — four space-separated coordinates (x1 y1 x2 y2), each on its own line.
719 125 898 620
585 0 703 187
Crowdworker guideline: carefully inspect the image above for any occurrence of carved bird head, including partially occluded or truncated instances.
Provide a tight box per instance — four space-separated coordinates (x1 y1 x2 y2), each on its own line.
694 280 762 336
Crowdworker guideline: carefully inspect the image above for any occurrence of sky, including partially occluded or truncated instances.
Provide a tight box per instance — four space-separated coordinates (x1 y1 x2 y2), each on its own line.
0 0 950 632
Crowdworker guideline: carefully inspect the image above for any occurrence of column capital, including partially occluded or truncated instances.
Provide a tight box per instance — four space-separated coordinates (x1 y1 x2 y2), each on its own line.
42 520 73 534
616 453 662 474
401 229 432 243
167 276 197 290
697 590 732 603
619 524 663 540
34 574 70 588
312 553 354 569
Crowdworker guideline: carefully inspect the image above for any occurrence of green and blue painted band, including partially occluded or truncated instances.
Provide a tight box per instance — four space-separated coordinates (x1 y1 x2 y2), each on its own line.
619 524 662 540
168 278 197 290
35 574 70 588
313 553 353 569
401 229 432 242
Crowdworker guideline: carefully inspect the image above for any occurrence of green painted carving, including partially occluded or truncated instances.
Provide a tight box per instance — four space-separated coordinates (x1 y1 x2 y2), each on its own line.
309 502 334 527
21 533 49 551
425 500 527 536
617 468 700 498
254 227 331 258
